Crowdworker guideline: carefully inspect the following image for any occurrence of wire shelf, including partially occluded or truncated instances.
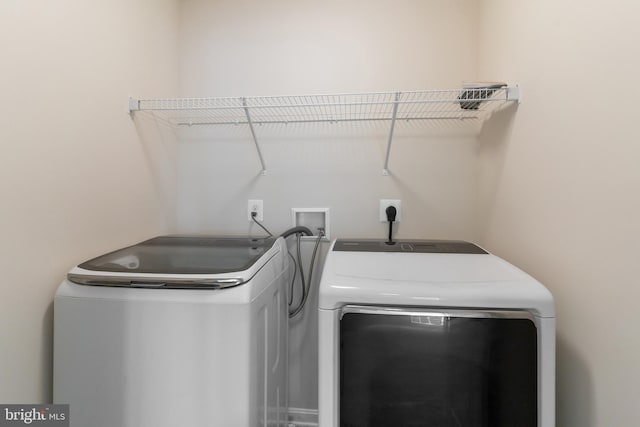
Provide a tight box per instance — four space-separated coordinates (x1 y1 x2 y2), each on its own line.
131 87 518 127
129 86 520 174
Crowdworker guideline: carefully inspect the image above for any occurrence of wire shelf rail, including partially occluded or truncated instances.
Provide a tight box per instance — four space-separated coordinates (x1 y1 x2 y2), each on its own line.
129 86 520 175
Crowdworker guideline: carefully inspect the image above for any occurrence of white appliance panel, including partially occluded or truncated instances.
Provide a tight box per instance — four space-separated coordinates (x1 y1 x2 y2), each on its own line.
54 236 290 427
318 239 555 427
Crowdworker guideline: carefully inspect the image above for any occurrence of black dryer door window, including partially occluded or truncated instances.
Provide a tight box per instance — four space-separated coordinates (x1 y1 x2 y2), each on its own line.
339 306 538 427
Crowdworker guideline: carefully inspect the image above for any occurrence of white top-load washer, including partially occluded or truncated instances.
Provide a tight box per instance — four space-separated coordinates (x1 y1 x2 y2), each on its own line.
318 239 555 427
54 236 290 427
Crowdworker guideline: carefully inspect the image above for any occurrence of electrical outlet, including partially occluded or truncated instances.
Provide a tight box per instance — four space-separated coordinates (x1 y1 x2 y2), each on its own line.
248 199 263 221
379 199 401 222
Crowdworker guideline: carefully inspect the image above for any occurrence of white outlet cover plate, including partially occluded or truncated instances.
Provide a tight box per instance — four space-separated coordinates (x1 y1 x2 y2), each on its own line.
248 199 263 221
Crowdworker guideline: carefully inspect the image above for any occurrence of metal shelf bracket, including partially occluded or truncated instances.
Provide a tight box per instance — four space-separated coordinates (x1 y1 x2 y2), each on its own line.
507 85 521 104
128 97 140 115
242 98 267 175
382 92 401 176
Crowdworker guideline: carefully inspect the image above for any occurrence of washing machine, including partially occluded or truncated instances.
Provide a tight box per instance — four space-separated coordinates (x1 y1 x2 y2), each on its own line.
54 235 290 427
318 239 555 427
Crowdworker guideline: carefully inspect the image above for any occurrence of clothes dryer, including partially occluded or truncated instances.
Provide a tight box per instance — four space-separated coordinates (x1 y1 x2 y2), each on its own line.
318 239 555 427
54 236 290 427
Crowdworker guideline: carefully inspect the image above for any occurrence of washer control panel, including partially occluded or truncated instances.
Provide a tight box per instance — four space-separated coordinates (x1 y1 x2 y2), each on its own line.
333 239 487 254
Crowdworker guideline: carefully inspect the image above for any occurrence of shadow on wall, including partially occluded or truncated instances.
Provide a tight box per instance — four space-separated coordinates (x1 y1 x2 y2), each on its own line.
556 333 595 427
475 104 518 241
132 114 179 230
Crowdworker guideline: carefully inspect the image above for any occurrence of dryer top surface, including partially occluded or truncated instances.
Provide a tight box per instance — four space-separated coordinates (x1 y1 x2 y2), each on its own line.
319 239 554 317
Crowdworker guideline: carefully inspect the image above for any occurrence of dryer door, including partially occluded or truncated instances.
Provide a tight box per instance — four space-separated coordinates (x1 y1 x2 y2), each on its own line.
339 306 538 427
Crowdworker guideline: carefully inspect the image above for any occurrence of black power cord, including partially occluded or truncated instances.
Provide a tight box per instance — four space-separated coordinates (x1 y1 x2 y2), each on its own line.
251 212 273 237
385 205 397 245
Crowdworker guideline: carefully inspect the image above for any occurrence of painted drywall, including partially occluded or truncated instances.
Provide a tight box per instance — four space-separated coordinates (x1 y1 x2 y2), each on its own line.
477 1 640 426
9 2 636 424
0 0 179 402
177 0 482 411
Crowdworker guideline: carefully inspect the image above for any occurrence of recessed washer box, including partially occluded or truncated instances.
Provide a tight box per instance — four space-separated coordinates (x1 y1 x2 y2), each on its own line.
292 208 330 239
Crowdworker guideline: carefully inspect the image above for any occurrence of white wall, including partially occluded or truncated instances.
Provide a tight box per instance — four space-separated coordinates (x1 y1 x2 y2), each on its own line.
0 0 179 402
6 2 637 424
477 1 640 426
177 0 482 410
176 0 483 246
179 0 480 97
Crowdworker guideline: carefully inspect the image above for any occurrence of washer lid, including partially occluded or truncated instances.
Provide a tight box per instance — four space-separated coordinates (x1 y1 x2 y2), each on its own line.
68 236 278 289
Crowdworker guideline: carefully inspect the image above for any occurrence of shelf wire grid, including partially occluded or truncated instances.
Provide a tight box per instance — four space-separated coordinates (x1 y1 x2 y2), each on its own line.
131 87 518 174
133 88 515 128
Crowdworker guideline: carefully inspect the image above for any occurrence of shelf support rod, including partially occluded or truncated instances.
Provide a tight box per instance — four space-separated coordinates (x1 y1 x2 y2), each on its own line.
383 92 401 176
242 98 267 175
